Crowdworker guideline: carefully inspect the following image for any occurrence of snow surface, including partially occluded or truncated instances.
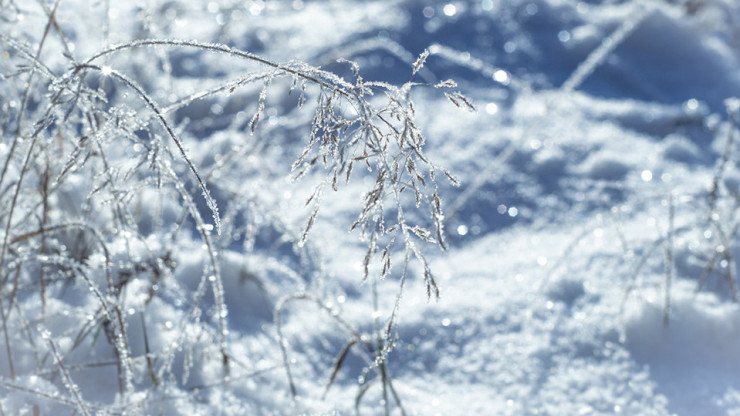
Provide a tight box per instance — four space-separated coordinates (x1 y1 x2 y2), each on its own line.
4 0 740 415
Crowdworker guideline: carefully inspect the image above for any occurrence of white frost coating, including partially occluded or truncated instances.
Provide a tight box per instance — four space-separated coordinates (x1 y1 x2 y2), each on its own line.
2 0 740 415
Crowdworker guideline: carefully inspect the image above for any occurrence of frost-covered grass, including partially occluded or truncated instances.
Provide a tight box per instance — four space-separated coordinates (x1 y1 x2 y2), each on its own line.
4 0 740 415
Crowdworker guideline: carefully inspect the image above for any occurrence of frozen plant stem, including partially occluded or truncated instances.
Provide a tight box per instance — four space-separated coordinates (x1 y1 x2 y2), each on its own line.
560 4 651 93
370 273 406 416
696 99 740 301
0 107 53 289
73 63 222 236
708 102 737 216
663 194 674 327
83 39 351 95
40 326 91 416
275 294 373 399
0 0 59 191
372 274 390 416
0 297 14 381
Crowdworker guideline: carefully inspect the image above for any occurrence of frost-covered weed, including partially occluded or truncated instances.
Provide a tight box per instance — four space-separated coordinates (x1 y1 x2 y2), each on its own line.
0 1 470 414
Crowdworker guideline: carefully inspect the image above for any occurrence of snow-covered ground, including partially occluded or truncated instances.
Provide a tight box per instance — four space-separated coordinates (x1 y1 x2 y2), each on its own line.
3 0 740 415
